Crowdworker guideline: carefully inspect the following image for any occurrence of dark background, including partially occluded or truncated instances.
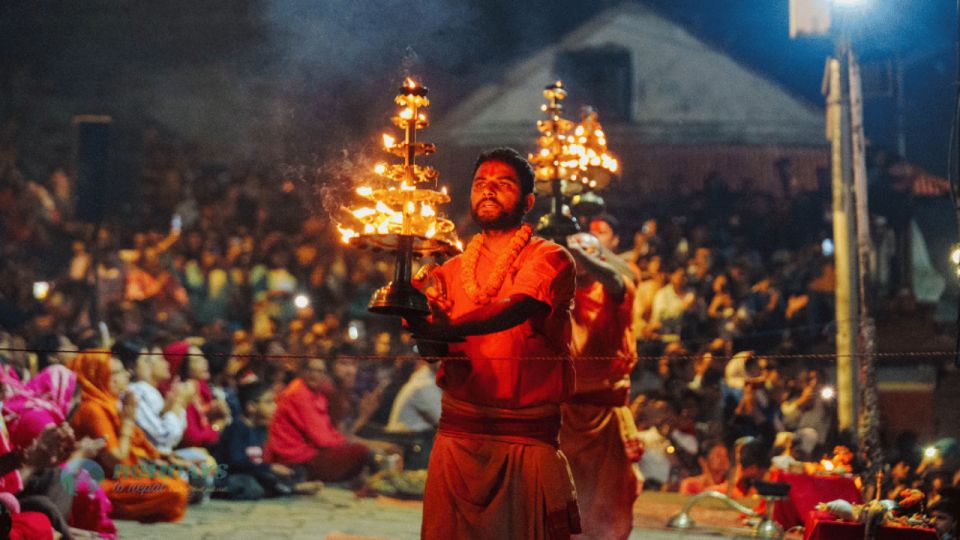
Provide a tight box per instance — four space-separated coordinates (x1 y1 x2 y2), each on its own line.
0 0 955 185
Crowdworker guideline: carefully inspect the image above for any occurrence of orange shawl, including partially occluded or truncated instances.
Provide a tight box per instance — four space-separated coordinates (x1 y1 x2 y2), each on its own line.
68 350 159 465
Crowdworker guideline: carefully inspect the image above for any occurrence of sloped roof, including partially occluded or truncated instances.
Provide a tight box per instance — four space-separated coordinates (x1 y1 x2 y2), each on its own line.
437 2 825 147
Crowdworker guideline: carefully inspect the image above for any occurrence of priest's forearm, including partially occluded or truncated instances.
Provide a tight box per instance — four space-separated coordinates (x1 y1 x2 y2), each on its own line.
576 253 625 301
449 294 547 337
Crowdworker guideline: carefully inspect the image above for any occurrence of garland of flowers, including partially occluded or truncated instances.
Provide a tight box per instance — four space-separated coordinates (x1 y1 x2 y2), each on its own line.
460 223 533 304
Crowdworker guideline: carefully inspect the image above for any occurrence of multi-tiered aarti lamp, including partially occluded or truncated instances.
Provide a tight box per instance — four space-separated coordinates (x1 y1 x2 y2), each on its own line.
337 78 461 318
528 81 620 241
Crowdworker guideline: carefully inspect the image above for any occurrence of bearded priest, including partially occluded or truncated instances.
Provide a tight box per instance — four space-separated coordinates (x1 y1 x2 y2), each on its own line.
406 147 581 540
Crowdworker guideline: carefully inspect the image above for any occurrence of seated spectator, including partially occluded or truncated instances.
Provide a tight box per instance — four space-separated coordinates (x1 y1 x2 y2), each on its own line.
384 360 440 470
385 360 440 433
780 368 833 457
635 395 698 491
265 357 371 483
214 383 320 499
731 439 771 497
928 489 959 540
117 342 191 454
680 440 732 495
178 349 231 450
69 350 190 523
651 265 700 344
722 352 782 446
0 378 75 540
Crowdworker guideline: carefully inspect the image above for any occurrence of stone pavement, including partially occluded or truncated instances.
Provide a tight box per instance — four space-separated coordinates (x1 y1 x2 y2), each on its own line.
116 488 796 539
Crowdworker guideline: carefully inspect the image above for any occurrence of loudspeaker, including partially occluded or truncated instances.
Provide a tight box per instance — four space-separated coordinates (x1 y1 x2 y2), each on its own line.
73 115 112 223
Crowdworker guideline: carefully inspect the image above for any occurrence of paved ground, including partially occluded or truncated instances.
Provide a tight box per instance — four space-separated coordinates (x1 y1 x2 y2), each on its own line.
116 488 802 540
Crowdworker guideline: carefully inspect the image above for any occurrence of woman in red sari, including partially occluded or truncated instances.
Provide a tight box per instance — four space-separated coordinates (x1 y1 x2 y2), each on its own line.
69 350 190 523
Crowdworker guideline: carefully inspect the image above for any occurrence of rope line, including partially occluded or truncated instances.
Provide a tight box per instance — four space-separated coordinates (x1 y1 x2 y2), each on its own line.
1 346 955 363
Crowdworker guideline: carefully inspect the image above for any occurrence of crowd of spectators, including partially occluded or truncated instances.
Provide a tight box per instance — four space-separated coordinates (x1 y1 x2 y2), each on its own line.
0 133 957 538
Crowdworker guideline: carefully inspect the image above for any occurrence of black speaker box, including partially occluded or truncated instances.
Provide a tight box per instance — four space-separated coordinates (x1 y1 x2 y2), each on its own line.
72 115 112 223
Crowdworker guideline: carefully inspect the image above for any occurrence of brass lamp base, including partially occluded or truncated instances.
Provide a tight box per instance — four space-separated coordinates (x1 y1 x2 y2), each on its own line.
571 191 606 217
368 281 431 318
536 212 580 245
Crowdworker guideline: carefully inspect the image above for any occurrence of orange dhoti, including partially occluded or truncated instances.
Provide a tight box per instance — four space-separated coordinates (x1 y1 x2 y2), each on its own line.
422 395 581 540
100 477 190 523
560 399 639 540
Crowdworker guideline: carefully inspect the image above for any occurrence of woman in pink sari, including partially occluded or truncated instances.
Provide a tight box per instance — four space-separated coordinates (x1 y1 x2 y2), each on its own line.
2 365 117 539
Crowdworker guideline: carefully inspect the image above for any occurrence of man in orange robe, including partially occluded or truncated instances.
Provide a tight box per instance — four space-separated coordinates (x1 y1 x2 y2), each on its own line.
560 215 642 540
408 147 580 540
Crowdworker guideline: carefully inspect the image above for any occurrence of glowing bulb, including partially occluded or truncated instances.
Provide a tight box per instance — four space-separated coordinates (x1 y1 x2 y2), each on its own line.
400 108 414 120
373 163 386 175
924 447 938 459
294 294 310 309
356 186 374 197
382 133 396 148
820 386 836 400
950 244 960 266
32 281 50 301
405 77 417 89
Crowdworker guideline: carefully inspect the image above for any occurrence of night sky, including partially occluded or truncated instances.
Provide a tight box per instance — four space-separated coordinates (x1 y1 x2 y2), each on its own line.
1 0 956 175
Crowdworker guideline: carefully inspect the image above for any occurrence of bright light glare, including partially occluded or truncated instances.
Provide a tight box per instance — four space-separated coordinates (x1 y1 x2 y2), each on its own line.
32 281 50 301
951 244 960 266
348 325 360 341
834 0 868 7
293 294 310 309
820 386 836 400
924 447 938 459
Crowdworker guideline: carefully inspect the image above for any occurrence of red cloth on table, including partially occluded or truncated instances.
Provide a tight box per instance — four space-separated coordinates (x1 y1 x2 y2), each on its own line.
804 510 938 540
769 470 862 529
265 378 349 465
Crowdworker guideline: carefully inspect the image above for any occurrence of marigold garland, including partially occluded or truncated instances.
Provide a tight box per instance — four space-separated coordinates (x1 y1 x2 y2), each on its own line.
460 223 533 304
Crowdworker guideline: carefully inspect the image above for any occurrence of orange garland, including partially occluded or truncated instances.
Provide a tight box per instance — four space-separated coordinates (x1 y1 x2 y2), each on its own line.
460 223 533 304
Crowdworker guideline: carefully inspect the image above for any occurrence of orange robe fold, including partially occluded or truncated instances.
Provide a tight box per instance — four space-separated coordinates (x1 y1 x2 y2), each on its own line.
560 278 639 540
423 236 580 539
423 396 580 540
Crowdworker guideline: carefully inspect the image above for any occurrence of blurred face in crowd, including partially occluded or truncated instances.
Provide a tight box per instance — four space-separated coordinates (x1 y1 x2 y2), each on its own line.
712 274 729 294
200 248 219 269
186 354 210 381
142 247 161 273
669 268 687 290
470 160 530 231
109 356 130 396
589 219 619 251
642 219 657 236
647 256 662 277
931 509 956 538
332 357 358 391
249 389 277 425
296 244 317 267
705 444 730 476
373 332 392 357
303 358 330 393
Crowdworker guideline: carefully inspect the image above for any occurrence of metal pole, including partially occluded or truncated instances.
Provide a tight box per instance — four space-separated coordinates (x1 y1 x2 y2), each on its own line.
827 40 860 432
849 48 884 489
